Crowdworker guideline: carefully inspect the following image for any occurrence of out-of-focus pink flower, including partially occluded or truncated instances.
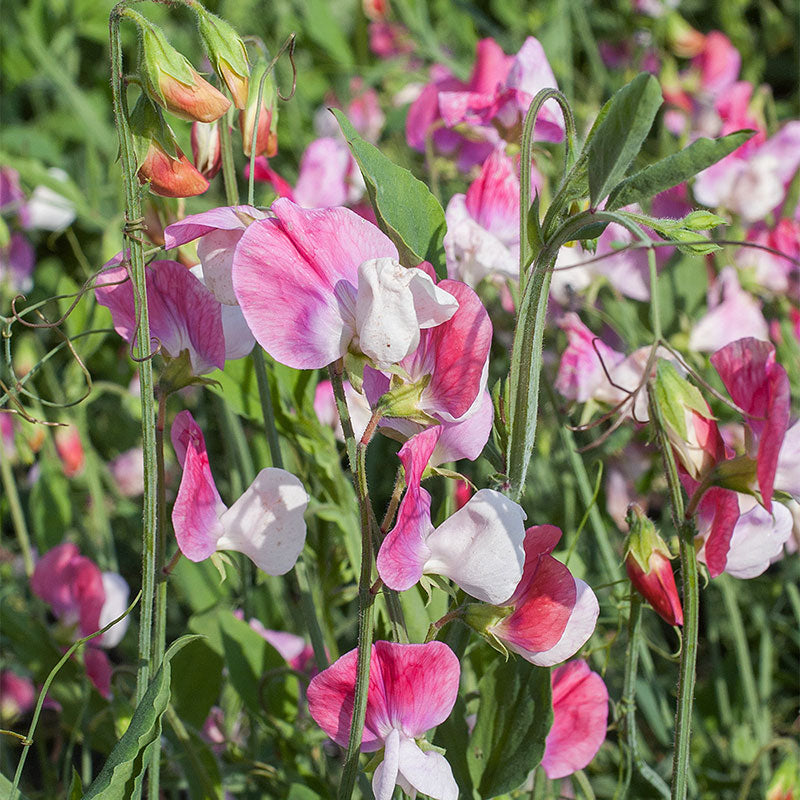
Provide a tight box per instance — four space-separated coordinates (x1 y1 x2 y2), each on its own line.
0 672 35 721
191 121 222 180
689 268 769 353
246 617 315 673
95 257 236 375
307 641 460 800
313 379 373 442
171 410 308 574
774 421 800 502
109 447 145 497
368 21 414 59
164 205 268 306
485 526 599 666
232 199 458 370
555 313 625 404
692 31 741 95
711 338 791 511
0 233 35 293
54 424 84 478
737 218 800 296
541 659 609 779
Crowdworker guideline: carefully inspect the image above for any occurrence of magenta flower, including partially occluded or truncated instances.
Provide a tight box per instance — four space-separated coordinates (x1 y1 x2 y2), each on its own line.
171 410 308 574
246 617 316 673
736 218 800 295
232 199 458 370
307 641 460 800
711 338 791 511
0 671 35 722
541 659 609 779
486 526 599 666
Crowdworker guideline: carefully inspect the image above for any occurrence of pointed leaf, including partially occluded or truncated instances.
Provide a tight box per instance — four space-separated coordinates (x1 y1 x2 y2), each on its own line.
587 73 663 207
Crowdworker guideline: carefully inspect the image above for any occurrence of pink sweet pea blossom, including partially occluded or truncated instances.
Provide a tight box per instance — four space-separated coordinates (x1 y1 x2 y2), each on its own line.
245 617 316 673
54 424 85 478
232 199 458 370
688 268 769 353
307 641 460 800
711 338 791 511
0 672 35 721
736 219 800 296
171 410 308 574
487 526 599 666
541 659 609 779
0 233 35 293
109 447 145 498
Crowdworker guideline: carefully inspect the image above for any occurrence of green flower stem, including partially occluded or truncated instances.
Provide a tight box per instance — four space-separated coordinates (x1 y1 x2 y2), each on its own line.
0 439 33 576
329 362 376 800
251 345 284 469
218 107 240 206
647 388 699 800
109 5 159 708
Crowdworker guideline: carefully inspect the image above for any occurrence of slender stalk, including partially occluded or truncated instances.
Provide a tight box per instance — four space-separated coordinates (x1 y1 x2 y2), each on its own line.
0 441 34 576
329 362 376 800
148 389 168 800
251 345 283 469
109 5 159 708
647 389 699 800
218 108 239 206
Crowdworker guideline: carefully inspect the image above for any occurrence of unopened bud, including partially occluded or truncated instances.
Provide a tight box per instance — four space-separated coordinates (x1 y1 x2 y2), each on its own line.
681 210 727 231
191 121 222 180
624 504 683 626
137 14 230 123
195 7 250 109
239 60 278 158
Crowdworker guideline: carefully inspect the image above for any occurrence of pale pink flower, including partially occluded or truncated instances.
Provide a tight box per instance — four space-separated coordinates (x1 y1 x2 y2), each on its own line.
109 447 145 498
307 641 460 800
541 660 609 779
313 379 373 442
736 219 800 296
171 411 308 574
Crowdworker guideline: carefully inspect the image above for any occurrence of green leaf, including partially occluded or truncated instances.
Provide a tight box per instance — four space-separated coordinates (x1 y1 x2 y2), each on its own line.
587 72 663 207
82 635 200 799
332 108 448 278
29 461 72 552
287 785 324 800
169 638 224 730
68 768 83 800
466 658 553 797
164 724 223 800
0 770 32 800
606 130 754 211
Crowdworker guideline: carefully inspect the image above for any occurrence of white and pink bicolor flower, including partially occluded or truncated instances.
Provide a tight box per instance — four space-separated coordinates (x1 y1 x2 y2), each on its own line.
232 199 458 370
307 641 460 800
171 410 308 575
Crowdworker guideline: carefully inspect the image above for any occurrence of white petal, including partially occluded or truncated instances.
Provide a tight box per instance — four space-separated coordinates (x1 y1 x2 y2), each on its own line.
97 572 130 648
397 736 458 800
407 269 458 329
722 501 793 579
197 229 240 305
217 469 308 575
372 728 401 800
220 303 255 361
774 421 800 500
423 489 526 604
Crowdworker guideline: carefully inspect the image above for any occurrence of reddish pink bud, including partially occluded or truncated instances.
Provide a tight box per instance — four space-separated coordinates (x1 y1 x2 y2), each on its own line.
624 505 683 626
454 479 473 510
240 62 278 158
139 140 210 198
191 121 222 180
54 424 84 478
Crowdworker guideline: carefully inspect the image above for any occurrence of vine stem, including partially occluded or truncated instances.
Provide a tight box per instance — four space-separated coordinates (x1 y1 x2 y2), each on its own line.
0 438 34 575
109 5 159 711
329 361 376 800
647 388 699 800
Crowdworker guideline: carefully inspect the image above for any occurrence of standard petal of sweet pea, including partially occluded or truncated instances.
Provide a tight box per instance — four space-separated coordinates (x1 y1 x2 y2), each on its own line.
377 428 439 592
69 555 106 638
423 489 526 604
232 200 398 369
396 736 459 800
216 469 308 575
541 659 609 779
294 137 353 208
464 145 520 242
164 205 264 248
355 259 457 366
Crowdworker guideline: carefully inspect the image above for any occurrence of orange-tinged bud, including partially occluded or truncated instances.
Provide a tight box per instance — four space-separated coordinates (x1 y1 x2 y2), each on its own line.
139 140 210 198
240 61 279 158
195 7 250 109
191 120 222 180
624 505 683 626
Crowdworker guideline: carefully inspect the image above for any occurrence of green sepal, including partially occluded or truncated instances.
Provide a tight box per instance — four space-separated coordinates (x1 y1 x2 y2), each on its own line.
195 7 250 81
138 18 198 98
158 349 222 395
624 503 672 573
653 359 712 440
709 455 759 498
209 551 234 583
128 94 180 165
463 602 513 640
376 374 437 424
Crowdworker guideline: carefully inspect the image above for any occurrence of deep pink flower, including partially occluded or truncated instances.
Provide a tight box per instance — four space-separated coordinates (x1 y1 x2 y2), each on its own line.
541 660 609 779
711 338 791 511
171 410 308 574
232 199 458 370
54 424 85 478
692 31 742 95
737 219 800 295
0 233 35 293
488 526 599 665
0 672 35 721
307 641 460 800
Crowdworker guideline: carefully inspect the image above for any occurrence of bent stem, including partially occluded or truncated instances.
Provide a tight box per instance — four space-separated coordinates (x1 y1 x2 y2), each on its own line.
329 362 376 800
647 388 699 800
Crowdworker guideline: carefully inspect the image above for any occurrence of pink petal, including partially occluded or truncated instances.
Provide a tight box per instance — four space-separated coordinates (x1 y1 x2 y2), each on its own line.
406 72 464 152
693 31 741 94
163 205 265 249
294 138 353 208
232 199 397 369
377 428 439 592
465 145 520 243
0 671 36 719
31 543 82 620
217 468 308 575
541 659 609 779
693 486 741 577
83 648 113 699
432 390 493 463
423 489 526 604
246 157 296 199
469 38 514 93
774 421 800 500
69 556 106 638
247 619 313 671
171 411 227 562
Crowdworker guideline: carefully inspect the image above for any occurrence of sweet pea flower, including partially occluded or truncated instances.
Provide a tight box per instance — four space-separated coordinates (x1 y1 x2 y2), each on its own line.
688 268 769 352
109 447 145 498
736 218 800 296
54 423 85 478
95 257 250 375
0 672 35 722
232 199 458 370
164 205 268 305
307 641 460 800
541 660 609 779
171 410 308 575
481 525 599 666
245 616 316 674
0 232 35 293
313 378 373 442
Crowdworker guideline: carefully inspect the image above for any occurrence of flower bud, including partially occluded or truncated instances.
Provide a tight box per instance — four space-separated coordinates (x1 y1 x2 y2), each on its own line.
138 15 230 122
652 360 720 481
767 754 799 800
239 60 278 158
130 95 210 198
624 504 683 626
195 7 250 109
191 121 222 179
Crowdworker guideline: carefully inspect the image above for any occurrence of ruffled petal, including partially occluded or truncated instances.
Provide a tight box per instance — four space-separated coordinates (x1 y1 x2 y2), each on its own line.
372 728 401 800
397 736 459 800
